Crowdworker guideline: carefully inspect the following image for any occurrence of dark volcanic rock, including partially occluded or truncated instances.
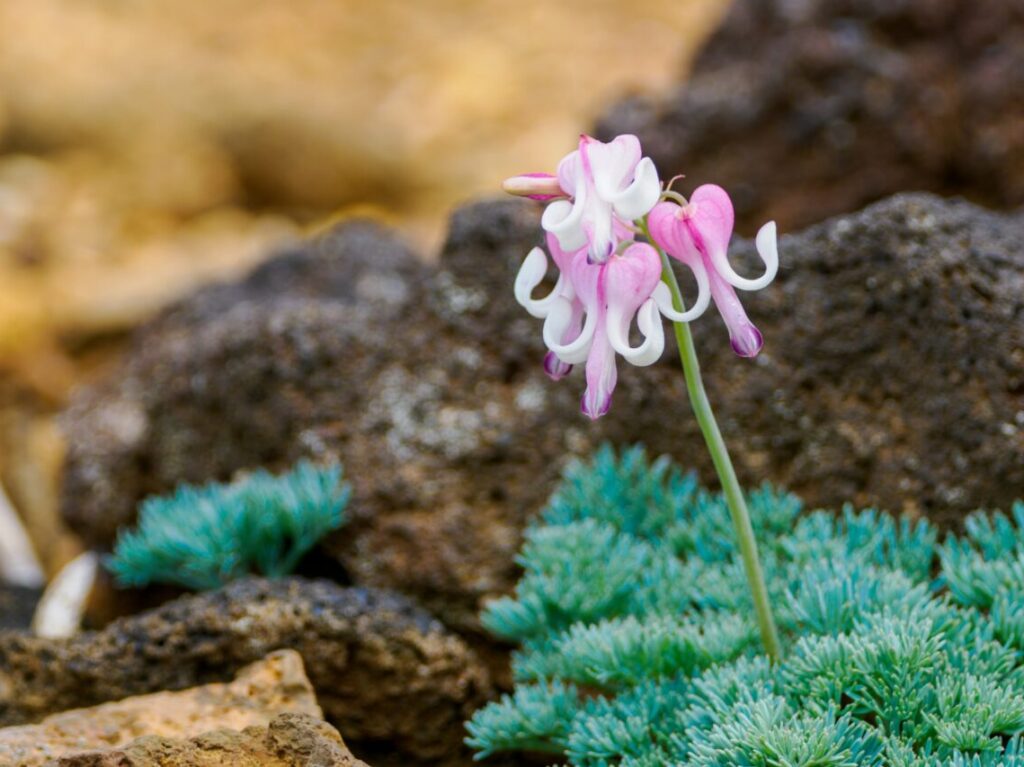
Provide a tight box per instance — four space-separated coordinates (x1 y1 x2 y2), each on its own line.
0 577 491 765
49 712 367 767
59 219 430 548
59 196 1024 639
597 0 1024 233
0 584 40 631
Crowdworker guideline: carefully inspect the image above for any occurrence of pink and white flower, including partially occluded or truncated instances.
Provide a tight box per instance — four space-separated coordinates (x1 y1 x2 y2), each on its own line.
505 134 661 265
648 184 778 357
507 137 779 419
516 235 673 418
514 233 584 380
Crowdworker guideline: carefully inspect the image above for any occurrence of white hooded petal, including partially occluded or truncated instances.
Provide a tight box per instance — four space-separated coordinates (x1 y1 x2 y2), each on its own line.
609 157 661 221
542 197 588 253
586 135 642 201
514 247 567 319
707 220 778 291
652 267 711 323
542 296 596 364
607 296 665 366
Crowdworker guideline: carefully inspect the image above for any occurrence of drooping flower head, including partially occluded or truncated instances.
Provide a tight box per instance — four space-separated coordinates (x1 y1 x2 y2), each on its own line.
647 185 778 357
506 136 778 419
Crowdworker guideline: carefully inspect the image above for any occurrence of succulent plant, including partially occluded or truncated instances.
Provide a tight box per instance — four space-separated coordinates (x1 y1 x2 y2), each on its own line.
107 461 349 591
467 445 1024 767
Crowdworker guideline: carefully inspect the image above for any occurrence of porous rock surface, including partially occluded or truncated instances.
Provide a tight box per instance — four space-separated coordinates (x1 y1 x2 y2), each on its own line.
0 650 320 766
597 0 1024 233
0 577 491 764
59 196 1024 636
46 712 367 767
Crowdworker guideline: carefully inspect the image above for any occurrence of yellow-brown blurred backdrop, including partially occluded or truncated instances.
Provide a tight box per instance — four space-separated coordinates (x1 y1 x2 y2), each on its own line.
0 0 725 572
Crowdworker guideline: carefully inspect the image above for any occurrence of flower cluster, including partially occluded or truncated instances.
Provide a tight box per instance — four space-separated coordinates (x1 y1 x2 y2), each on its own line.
505 134 779 419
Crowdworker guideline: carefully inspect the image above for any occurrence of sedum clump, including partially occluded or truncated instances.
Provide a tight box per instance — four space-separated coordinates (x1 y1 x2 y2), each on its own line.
467 445 1024 767
107 461 349 590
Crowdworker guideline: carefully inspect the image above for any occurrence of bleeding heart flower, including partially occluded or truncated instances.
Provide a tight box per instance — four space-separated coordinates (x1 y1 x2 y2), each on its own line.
507 139 780 418
541 242 666 418
517 234 699 420
505 134 661 265
648 184 778 357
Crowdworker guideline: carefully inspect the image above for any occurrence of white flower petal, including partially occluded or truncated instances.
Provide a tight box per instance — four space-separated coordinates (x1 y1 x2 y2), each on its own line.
710 220 779 291
541 197 588 253
607 297 665 367
587 135 642 201
542 297 596 364
514 247 565 319
652 264 711 323
609 157 661 221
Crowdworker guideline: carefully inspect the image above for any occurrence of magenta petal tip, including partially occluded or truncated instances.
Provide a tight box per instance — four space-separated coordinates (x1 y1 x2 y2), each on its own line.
730 325 764 358
543 352 573 381
580 392 612 420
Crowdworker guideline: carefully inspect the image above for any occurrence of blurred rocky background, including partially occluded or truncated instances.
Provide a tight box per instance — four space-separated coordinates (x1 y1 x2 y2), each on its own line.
0 0 726 579
2 0 1023 764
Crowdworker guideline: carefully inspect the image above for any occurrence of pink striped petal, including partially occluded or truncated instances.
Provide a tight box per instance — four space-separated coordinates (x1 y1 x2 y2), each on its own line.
603 243 662 307
648 201 699 266
544 351 573 380
603 243 664 365
707 264 764 357
647 201 711 322
687 184 735 261
582 330 617 419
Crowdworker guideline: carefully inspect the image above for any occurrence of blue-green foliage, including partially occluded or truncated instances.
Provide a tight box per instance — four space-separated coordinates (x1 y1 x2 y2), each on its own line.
107 461 349 590
467 445 1024 766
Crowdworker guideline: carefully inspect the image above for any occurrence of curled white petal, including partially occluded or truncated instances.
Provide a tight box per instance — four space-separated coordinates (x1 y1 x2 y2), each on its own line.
652 261 711 323
514 247 567 319
607 297 665 367
542 194 588 254
609 157 661 222
710 220 778 291
542 297 596 364
754 221 779 282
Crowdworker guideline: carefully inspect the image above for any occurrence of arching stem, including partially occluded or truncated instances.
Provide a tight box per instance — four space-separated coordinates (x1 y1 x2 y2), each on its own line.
647 225 782 660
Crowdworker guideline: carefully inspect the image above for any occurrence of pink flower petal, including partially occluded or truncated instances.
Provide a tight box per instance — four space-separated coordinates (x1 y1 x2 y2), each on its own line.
609 157 661 221
647 202 711 322
556 147 583 198
545 232 579 274
648 201 696 263
706 262 764 358
544 351 573 380
602 243 660 319
687 184 736 260
569 251 617 417
603 243 664 364
581 330 616 419
690 184 776 291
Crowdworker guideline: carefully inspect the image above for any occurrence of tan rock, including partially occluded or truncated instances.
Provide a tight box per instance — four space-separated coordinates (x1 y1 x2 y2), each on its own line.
45 712 367 767
0 650 321 766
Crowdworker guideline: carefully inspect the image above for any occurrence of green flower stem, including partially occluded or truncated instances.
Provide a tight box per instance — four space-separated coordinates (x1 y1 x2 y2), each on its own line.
655 247 782 661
